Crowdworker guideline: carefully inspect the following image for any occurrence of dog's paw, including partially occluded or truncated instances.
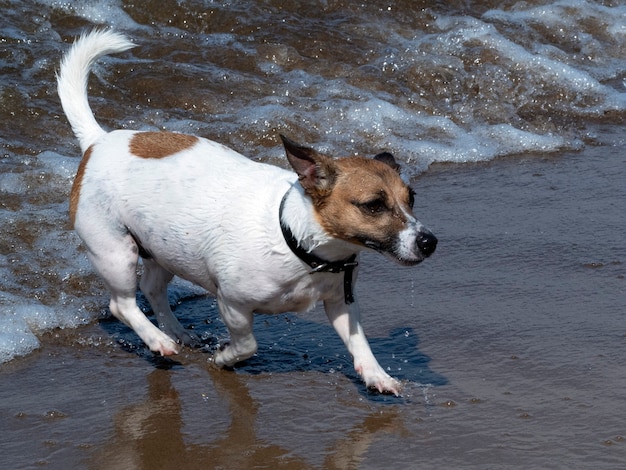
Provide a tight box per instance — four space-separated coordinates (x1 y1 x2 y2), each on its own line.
211 344 238 368
160 322 201 348
173 329 201 348
366 376 403 396
356 363 403 396
210 341 256 368
149 335 180 356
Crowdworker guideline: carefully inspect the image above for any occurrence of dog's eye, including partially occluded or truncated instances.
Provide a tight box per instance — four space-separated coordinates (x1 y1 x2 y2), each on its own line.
359 198 387 215
408 188 415 209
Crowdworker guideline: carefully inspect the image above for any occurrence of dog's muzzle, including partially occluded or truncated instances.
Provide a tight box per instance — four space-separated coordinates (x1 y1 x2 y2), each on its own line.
417 230 437 258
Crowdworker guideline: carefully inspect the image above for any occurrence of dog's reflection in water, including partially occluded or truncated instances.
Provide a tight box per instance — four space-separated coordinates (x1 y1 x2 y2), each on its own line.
89 367 406 469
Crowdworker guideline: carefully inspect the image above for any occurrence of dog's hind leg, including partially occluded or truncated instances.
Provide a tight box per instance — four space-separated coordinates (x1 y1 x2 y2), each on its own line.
139 258 199 347
81 227 180 356
212 292 257 367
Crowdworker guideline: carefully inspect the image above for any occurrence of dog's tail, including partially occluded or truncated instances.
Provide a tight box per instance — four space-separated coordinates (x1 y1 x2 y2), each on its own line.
57 30 135 153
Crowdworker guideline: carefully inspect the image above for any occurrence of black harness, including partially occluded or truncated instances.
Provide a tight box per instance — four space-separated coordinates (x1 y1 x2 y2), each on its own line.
279 188 358 304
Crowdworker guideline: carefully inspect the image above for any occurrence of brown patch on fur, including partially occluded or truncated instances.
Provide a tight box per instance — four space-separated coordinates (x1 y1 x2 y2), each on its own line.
281 135 337 203
69 144 93 228
300 154 337 204
129 132 199 159
314 157 413 247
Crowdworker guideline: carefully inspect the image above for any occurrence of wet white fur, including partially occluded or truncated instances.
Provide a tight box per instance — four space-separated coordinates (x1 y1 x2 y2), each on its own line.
58 30 405 395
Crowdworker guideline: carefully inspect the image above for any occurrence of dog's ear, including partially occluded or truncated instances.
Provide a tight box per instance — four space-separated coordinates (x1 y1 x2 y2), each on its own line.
374 152 401 174
281 135 337 198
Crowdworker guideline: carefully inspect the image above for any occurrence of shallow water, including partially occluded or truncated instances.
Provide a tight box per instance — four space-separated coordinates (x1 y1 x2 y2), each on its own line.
1 139 625 469
1 0 625 468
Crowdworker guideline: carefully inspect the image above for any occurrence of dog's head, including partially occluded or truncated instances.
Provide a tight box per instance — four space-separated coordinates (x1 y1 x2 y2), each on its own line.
281 135 437 265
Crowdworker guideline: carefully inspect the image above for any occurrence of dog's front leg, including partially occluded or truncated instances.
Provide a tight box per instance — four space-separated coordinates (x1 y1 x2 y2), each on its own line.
212 293 258 367
324 298 402 396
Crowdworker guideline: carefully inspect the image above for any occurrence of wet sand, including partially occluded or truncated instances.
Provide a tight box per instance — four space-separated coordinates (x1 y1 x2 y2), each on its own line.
1 129 625 469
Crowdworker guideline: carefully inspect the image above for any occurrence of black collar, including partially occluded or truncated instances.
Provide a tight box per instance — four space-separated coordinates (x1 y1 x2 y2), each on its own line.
279 188 358 304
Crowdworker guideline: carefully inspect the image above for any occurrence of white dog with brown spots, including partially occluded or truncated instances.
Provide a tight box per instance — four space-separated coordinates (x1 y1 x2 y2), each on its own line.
57 30 437 395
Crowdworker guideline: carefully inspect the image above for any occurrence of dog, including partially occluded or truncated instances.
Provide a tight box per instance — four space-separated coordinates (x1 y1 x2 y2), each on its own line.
57 30 437 395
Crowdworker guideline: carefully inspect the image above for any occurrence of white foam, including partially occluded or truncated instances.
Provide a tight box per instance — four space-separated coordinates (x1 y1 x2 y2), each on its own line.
0 300 44 364
482 0 626 105
0 172 28 195
197 2 622 171
37 151 81 179
38 0 140 30
0 292 90 363
430 14 622 111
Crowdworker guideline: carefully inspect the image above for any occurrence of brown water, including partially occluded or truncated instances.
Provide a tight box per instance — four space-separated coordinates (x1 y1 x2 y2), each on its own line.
1 1 625 468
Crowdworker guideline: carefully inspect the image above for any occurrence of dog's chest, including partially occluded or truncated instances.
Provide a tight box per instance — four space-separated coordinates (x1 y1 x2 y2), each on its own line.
247 271 345 314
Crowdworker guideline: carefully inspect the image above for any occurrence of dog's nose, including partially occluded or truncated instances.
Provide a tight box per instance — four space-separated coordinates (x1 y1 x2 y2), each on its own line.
417 231 437 257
